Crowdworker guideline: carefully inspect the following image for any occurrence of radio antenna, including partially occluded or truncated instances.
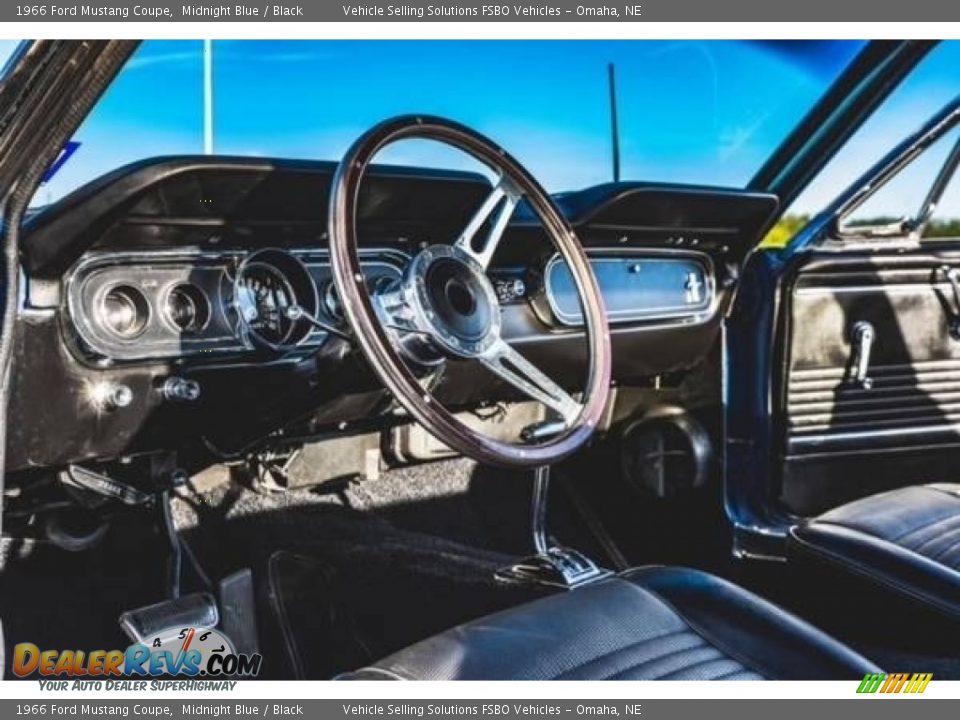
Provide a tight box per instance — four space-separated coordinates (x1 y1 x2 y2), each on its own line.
608 62 621 183
203 39 214 155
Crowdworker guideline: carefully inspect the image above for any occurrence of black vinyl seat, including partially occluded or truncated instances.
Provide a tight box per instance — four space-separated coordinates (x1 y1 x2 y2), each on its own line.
789 483 960 623
342 566 878 680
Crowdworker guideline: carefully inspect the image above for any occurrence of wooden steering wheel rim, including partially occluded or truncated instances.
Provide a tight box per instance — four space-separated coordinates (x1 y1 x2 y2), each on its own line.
328 115 612 468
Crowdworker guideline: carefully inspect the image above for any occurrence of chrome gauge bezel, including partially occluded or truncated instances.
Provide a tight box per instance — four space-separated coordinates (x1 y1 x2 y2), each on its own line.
63 247 408 363
539 248 718 329
96 282 152 341
65 250 241 363
161 282 213 335
231 248 319 352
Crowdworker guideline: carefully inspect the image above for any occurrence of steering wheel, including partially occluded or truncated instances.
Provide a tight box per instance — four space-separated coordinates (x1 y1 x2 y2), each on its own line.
328 115 611 468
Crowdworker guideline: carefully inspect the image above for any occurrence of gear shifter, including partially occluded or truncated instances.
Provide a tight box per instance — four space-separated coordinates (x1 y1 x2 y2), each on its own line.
495 423 613 589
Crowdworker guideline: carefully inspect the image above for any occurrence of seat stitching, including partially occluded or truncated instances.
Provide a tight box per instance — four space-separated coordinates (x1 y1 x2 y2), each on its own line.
912 524 960 556
827 512 960 545
924 485 960 502
714 667 762 680
651 655 741 681
603 644 722 681
927 537 960 566
789 529 960 621
814 511 960 548
619 577 772 680
899 518 960 551
897 515 960 542
552 629 698 680
338 667 407 681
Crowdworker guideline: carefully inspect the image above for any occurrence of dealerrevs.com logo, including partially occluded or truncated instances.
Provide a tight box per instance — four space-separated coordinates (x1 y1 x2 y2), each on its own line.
857 672 933 694
13 626 262 679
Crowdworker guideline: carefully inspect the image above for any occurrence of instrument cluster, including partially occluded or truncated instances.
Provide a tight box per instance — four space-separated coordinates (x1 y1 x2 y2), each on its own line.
65 247 406 363
65 244 718 366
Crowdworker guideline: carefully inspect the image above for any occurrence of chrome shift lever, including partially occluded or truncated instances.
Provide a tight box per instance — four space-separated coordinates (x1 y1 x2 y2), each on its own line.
495 424 613 590
531 466 550 556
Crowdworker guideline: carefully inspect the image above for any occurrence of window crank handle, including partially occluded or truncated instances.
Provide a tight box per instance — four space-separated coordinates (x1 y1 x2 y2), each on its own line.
941 266 960 339
850 321 875 390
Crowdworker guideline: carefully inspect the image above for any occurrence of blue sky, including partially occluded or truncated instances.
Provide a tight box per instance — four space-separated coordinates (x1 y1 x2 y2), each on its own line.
0 40 19 70
791 41 960 216
9 39 960 219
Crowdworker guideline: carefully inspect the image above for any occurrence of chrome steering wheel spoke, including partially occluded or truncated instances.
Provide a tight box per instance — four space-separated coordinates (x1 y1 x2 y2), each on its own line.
479 337 581 423
453 175 523 270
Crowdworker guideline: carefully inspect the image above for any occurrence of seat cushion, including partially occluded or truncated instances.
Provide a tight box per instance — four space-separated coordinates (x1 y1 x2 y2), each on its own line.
789 483 960 621
341 566 879 680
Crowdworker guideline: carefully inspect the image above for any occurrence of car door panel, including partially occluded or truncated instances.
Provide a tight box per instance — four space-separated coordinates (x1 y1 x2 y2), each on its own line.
780 247 960 515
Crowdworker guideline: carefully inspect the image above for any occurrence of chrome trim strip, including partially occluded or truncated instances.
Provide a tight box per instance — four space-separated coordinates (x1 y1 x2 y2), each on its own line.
64 246 408 363
790 422 960 446
795 281 956 296
542 248 717 328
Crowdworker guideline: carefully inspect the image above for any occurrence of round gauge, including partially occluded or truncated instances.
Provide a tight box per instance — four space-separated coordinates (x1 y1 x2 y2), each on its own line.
99 285 150 339
164 284 211 334
232 249 318 350
323 272 395 323
236 262 297 345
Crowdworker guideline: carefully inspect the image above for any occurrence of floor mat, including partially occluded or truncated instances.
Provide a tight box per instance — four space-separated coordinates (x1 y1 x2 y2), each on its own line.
262 542 550 679
266 551 372 679
0 514 171 678
0 454 711 680
172 459 558 678
254 522 551 678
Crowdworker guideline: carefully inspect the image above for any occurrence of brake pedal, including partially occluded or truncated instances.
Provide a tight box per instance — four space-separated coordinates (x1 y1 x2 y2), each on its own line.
119 592 218 644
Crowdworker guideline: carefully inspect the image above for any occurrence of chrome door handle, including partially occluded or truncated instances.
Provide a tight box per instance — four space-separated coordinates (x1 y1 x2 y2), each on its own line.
849 321 875 389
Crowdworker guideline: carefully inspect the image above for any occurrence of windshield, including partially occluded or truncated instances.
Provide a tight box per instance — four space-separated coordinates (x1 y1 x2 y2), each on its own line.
0 40 20 70
32 39 865 207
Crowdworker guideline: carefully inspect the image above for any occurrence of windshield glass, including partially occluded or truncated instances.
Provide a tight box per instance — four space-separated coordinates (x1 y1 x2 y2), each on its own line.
0 40 21 70
33 39 865 207
762 41 960 246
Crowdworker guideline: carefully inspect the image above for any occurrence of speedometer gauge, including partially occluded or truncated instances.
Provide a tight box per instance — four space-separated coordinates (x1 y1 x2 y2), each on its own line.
236 262 298 345
232 249 319 351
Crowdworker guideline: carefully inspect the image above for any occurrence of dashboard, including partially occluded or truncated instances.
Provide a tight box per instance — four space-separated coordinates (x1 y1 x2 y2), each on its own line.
6 156 777 472
65 247 718 364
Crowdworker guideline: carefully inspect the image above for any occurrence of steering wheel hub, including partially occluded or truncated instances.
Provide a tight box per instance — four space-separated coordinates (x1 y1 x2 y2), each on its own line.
403 244 501 358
